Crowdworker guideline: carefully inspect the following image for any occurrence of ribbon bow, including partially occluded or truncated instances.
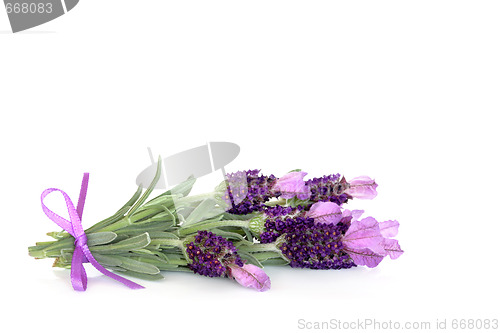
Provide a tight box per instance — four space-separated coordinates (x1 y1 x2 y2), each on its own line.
41 173 144 291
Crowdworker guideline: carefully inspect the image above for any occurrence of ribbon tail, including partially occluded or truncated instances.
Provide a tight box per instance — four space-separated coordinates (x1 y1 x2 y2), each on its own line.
82 245 144 290
70 246 88 291
76 173 89 220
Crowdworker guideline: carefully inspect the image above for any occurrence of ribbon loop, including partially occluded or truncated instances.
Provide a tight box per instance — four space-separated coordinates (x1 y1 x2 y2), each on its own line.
40 173 144 291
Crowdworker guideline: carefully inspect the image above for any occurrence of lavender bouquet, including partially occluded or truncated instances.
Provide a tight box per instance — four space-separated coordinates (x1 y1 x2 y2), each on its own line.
29 161 403 292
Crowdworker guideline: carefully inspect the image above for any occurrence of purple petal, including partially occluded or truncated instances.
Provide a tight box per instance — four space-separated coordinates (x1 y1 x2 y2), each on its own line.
228 264 271 292
296 185 311 200
342 209 365 221
345 247 385 268
379 220 399 238
345 176 378 200
306 202 342 225
273 171 310 200
381 238 404 259
343 217 384 253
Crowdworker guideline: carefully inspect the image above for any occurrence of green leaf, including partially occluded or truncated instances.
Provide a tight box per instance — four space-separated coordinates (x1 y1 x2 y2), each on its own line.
117 220 175 233
133 204 177 224
238 251 264 268
46 231 67 239
222 212 259 221
119 256 160 275
127 158 163 217
210 228 254 246
117 186 143 214
251 251 284 261
184 199 225 226
261 258 289 266
144 176 197 207
147 231 179 239
115 270 164 281
170 176 197 197
157 266 192 273
86 232 118 246
287 197 311 208
93 253 123 266
60 248 74 262
90 232 151 254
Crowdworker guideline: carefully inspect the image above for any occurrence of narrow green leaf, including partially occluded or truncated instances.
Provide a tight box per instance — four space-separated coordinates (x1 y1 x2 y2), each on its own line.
127 158 163 217
145 176 197 206
251 251 284 261
159 266 192 273
117 186 143 214
46 231 67 239
184 199 225 226
115 270 164 281
147 231 179 239
86 232 118 246
222 212 259 221
93 253 123 266
238 251 264 268
61 248 74 262
134 204 177 225
90 232 151 254
261 258 289 266
119 257 160 275
117 220 175 233
210 228 253 246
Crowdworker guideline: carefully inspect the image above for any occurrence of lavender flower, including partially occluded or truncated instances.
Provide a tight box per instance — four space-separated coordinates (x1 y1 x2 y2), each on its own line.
278 220 356 270
254 203 348 244
305 174 351 206
255 205 312 244
223 170 279 215
222 170 366 216
251 203 354 270
186 230 244 277
250 201 402 270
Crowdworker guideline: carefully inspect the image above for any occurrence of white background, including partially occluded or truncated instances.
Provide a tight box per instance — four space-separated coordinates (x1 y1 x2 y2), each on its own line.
1 1 499 332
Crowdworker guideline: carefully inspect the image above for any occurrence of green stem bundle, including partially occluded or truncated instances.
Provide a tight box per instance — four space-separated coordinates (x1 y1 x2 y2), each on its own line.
28 159 282 282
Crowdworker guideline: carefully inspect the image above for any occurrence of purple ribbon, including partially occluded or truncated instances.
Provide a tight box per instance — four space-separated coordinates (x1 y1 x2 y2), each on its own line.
41 173 144 291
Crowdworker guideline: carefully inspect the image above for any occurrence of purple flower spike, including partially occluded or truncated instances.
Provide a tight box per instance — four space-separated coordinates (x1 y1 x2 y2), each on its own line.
306 202 342 225
273 171 311 200
345 176 378 200
228 264 271 292
186 231 244 278
224 170 279 215
305 174 351 206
